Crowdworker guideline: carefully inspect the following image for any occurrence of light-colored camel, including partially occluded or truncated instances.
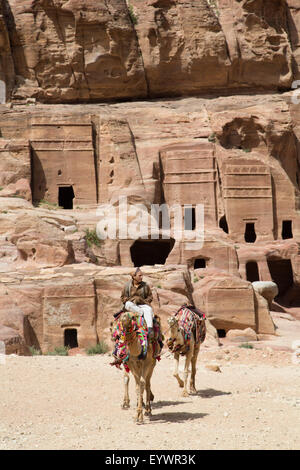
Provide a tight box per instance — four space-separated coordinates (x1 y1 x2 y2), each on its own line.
167 313 206 397
118 312 156 423
110 315 155 415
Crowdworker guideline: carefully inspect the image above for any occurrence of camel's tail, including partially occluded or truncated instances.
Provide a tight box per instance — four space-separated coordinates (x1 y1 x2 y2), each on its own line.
199 318 207 344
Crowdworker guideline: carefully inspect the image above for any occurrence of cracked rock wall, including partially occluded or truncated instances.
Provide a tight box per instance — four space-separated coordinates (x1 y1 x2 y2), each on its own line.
0 0 298 103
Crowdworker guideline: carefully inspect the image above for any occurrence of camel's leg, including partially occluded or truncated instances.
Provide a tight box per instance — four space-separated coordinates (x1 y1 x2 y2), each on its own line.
189 345 200 394
135 382 139 408
136 377 145 424
173 352 184 388
182 351 193 397
144 376 152 416
122 372 130 409
144 362 155 416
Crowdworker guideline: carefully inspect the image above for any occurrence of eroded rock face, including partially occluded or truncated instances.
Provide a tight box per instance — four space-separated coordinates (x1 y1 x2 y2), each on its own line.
0 139 31 200
0 0 297 102
219 0 293 89
3 0 147 102
0 325 30 355
131 0 230 96
0 2 15 103
226 327 258 343
287 0 300 80
10 214 75 267
0 289 31 354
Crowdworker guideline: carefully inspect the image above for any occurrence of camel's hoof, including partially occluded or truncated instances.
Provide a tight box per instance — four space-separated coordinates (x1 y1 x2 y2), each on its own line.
189 388 197 395
182 391 189 397
121 403 130 410
144 409 152 416
178 381 184 388
135 417 144 424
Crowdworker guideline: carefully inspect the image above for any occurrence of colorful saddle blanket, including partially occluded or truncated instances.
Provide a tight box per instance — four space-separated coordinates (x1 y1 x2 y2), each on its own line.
175 305 206 351
111 313 163 372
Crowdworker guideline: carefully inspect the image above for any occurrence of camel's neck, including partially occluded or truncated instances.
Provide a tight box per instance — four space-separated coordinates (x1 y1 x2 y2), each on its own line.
126 333 142 357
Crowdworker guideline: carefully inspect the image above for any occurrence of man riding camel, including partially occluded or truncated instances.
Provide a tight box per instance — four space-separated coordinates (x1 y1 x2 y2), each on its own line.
121 267 154 338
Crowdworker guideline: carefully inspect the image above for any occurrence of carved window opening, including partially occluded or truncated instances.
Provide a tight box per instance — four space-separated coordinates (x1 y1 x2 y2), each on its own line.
130 238 175 267
282 220 293 240
64 329 78 349
267 259 294 298
184 206 196 231
194 258 206 269
244 223 256 243
246 261 259 282
219 215 229 234
58 186 74 209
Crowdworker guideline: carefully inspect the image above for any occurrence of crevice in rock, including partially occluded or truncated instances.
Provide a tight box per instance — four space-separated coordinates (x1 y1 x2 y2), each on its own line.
125 2 150 98
1 0 20 93
91 119 99 203
127 120 146 190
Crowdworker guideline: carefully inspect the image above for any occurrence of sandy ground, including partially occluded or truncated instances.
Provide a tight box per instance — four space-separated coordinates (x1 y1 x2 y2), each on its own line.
0 329 300 451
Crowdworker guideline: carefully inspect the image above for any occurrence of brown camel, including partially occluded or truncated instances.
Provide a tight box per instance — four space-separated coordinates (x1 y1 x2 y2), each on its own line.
113 312 157 423
167 311 206 397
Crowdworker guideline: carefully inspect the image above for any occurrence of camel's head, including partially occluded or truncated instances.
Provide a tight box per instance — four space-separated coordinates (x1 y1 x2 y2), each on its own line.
120 311 136 333
167 315 184 349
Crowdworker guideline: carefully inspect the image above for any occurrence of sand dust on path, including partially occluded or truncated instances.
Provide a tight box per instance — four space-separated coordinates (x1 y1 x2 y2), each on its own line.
0 344 299 450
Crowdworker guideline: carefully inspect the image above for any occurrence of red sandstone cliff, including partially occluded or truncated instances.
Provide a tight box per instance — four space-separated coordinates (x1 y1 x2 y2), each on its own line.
0 0 298 102
0 0 300 353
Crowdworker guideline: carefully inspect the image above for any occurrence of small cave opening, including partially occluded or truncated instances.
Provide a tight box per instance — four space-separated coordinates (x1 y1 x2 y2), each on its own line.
194 258 206 269
267 259 294 298
130 238 175 267
219 215 229 234
64 328 78 349
244 223 257 243
58 186 74 209
217 329 226 338
281 220 293 240
246 261 259 282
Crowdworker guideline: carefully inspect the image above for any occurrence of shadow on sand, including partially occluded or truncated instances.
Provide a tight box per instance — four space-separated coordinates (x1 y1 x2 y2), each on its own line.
149 411 208 423
195 388 231 398
151 400 189 409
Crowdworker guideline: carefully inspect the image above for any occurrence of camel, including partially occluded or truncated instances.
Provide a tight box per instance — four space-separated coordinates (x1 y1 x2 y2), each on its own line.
167 309 206 397
111 311 157 423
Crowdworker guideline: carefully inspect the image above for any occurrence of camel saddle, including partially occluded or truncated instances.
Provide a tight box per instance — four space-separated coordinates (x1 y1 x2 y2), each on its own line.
177 304 206 319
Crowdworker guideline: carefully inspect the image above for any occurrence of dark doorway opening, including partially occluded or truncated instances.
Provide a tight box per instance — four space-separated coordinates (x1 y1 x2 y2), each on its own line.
130 238 175 267
219 215 229 234
217 329 226 338
267 259 294 298
31 149 47 205
246 261 259 282
244 223 257 243
58 186 75 209
184 207 196 231
281 220 293 240
64 329 78 348
194 258 206 269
